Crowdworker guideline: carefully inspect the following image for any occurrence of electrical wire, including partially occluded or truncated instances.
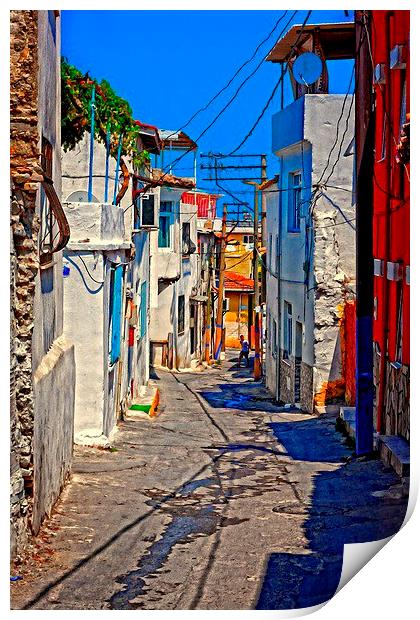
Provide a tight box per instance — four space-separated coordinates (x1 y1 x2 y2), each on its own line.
223 251 253 271
72 253 105 284
314 64 355 189
138 11 300 193
226 10 312 157
170 10 291 137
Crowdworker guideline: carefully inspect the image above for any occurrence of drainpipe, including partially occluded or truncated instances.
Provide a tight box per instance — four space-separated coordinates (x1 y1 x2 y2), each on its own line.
87 84 95 202
276 155 284 402
376 11 392 433
113 134 123 205
104 123 110 202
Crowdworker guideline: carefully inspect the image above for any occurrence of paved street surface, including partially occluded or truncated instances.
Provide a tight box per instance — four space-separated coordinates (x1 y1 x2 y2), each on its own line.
11 352 408 610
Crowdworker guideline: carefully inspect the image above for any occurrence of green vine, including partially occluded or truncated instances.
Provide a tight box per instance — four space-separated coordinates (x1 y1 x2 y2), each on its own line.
61 58 150 167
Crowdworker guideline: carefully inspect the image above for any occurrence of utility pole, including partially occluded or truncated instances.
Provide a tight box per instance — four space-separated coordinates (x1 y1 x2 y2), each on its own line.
214 203 227 361
252 186 262 381
260 154 267 246
204 251 213 363
260 155 267 375
241 178 264 381
201 152 268 379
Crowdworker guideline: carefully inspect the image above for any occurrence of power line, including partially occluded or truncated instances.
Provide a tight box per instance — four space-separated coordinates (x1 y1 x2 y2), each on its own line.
172 10 291 136
225 10 312 156
138 11 300 193
315 64 355 188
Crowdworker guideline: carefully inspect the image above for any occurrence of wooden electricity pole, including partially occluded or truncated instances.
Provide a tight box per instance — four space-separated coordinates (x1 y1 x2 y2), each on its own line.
204 251 213 363
214 203 227 361
252 186 262 381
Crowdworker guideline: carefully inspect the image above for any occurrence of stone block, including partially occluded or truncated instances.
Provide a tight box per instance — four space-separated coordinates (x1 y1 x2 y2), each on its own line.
378 434 410 477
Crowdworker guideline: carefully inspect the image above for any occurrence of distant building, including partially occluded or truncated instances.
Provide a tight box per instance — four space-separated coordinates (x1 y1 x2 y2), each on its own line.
218 226 254 349
10 10 75 557
265 23 356 412
147 171 203 369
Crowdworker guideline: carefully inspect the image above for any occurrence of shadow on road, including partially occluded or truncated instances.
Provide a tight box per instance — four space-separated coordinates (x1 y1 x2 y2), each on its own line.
255 416 409 609
199 380 296 414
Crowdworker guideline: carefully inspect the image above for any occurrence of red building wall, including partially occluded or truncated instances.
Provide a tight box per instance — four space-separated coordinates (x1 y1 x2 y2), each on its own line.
371 10 410 433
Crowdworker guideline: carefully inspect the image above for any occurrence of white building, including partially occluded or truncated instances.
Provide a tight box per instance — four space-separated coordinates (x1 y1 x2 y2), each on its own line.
61 128 156 443
265 23 355 413
148 174 204 370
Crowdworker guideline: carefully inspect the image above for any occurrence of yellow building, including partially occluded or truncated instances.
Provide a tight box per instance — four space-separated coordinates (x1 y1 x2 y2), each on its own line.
222 227 254 349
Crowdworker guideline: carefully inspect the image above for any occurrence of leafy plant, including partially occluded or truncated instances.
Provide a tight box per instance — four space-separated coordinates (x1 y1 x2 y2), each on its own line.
61 58 150 166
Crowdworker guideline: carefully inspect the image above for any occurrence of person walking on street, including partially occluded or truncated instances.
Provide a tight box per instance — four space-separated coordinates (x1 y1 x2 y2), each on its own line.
238 335 250 367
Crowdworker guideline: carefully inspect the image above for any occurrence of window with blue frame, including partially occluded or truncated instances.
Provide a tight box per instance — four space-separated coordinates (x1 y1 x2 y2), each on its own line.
158 201 173 248
288 171 302 232
139 281 147 338
109 264 124 365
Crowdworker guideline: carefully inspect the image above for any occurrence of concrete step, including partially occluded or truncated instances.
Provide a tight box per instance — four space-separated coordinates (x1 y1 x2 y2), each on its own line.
339 406 355 439
339 407 379 449
128 385 159 418
315 404 341 416
377 434 410 478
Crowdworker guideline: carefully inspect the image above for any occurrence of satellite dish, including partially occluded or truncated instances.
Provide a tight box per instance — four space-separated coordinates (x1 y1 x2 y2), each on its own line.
292 52 323 86
66 190 99 203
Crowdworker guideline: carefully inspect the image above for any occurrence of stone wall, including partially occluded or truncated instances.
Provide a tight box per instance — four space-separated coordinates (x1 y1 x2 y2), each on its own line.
279 355 294 405
384 363 410 441
373 346 381 433
312 194 354 408
373 348 409 441
278 354 313 413
11 10 76 557
10 10 41 559
300 361 314 414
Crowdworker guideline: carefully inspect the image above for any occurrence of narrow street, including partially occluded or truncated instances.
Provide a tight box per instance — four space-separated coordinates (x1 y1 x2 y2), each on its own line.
11 352 407 611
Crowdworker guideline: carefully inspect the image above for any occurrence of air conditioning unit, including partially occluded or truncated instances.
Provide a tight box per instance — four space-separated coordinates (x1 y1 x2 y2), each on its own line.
133 193 158 231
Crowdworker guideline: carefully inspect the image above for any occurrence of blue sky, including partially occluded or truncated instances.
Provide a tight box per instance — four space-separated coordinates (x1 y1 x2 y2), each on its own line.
62 10 354 208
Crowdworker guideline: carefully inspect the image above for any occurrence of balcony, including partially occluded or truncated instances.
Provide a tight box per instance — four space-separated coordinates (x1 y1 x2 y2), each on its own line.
62 201 130 251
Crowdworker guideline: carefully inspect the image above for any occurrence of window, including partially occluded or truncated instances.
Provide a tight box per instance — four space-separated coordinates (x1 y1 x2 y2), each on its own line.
182 222 196 255
283 301 292 359
158 201 173 248
268 234 273 272
178 294 185 335
243 234 254 245
109 265 124 364
139 281 147 338
288 172 302 232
